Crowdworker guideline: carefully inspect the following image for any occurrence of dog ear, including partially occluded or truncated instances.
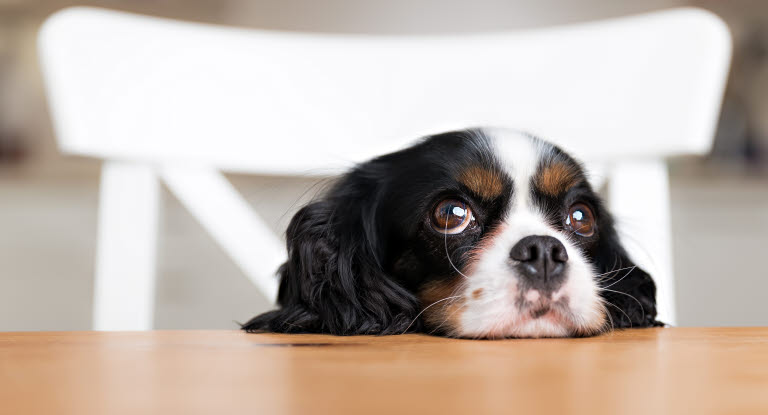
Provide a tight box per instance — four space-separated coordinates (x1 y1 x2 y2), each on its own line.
598 255 661 328
242 172 420 335
592 212 662 328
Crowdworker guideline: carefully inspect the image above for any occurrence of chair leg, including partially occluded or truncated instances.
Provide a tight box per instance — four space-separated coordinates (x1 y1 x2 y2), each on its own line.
93 161 159 330
161 167 283 303
608 160 676 325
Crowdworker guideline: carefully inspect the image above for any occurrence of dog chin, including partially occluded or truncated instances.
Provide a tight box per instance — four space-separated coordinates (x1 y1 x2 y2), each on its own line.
450 291 608 339
454 313 606 339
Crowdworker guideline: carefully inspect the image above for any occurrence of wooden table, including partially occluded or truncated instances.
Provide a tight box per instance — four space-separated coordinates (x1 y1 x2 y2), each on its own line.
1 328 767 414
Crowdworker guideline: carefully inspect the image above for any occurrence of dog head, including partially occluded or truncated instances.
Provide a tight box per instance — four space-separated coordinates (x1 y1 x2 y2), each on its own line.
244 128 659 338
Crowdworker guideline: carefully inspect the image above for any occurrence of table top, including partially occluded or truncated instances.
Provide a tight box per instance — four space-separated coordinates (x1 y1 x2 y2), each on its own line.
1 328 767 415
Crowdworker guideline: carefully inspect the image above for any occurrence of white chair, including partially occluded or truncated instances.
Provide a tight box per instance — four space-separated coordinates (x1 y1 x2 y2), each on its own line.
38 6 730 330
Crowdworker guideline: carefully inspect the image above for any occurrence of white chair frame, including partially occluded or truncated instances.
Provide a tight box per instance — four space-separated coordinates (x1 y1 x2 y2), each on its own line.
38 6 730 330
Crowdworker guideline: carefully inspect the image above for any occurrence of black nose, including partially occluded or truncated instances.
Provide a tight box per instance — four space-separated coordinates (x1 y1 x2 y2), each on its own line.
510 235 568 289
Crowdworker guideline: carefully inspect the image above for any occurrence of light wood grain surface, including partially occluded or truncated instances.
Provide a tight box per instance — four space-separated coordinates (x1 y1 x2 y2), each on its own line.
1 328 767 414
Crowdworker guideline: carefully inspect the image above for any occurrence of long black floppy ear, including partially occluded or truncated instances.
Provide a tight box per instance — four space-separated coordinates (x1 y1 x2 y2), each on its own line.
242 169 420 335
598 254 662 328
592 208 663 328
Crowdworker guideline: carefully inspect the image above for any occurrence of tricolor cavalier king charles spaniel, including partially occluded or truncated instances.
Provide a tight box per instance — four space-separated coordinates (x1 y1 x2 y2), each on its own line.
244 128 661 338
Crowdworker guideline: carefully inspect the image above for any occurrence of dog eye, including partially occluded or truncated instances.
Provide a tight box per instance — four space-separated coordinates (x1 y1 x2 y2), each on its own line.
432 199 473 234
565 203 595 237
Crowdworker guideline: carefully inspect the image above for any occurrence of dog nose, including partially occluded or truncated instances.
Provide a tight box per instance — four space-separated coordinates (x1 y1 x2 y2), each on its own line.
510 235 568 289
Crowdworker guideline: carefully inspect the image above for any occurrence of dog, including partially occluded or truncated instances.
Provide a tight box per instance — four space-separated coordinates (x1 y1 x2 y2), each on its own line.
243 128 660 338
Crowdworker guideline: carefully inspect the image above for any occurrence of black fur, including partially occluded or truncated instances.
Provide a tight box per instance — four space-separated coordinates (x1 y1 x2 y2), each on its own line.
242 176 420 335
242 129 660 336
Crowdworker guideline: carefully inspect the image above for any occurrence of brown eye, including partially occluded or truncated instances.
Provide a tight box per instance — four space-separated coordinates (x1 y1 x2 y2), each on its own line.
566 203 595 237
432 199 473 234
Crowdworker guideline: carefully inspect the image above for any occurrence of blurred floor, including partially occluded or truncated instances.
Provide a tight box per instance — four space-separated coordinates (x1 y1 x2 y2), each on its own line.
1 158 767 330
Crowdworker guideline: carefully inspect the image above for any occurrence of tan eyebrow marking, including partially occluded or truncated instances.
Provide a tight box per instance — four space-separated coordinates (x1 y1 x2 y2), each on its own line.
535 162 581 196
457 166 505 201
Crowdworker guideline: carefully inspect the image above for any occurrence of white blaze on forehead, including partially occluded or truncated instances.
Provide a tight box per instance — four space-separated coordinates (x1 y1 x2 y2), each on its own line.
483 128 544 211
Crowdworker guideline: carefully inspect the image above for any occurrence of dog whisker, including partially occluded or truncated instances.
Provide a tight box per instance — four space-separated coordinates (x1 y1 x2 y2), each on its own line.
594 265 635 279
402 295 463 334
602 298 632 329
600 266 636 289
598 287 646 320
444 222 472 280
429 302 468 335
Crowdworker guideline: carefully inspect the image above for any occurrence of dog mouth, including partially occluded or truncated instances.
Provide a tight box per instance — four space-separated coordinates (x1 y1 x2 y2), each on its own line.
442 277 607 339
518 303 571 327
500 288 597 336
447 292 605 339
530 305 552 319
517 288 571 319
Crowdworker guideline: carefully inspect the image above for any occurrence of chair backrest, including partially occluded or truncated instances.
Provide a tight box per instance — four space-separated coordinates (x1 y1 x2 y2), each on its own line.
38 6 731 329
39 6 730 174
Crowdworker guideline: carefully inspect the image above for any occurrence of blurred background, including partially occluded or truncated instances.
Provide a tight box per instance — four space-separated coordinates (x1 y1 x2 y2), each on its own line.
1 0 767 330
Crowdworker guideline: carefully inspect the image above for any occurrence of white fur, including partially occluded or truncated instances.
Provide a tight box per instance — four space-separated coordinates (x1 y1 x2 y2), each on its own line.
454 129 605 338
